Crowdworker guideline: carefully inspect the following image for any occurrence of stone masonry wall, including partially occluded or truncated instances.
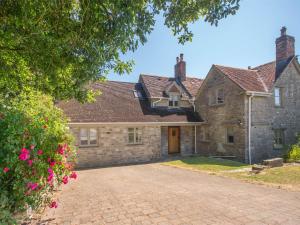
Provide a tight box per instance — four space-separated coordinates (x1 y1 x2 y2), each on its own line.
70 125 161 168
249 61 300 163
161 126 195 156
195 69 247 161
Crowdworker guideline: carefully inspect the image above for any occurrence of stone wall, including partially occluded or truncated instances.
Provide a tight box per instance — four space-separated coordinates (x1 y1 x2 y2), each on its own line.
195 68 247 161
161 126 195 156
70 125 161 168
249 60 300 162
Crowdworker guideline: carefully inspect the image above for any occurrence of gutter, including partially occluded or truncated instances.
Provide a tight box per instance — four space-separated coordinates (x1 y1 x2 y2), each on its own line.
194 125 197 154
152 97 163 107
246 91 272 97
68 121 206 126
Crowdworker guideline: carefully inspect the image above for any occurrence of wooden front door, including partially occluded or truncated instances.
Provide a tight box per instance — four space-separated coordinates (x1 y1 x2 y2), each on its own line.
168 127 180 154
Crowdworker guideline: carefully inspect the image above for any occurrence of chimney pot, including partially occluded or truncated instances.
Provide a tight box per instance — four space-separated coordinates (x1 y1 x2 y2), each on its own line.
180 53 184 61
176 57 179 63
281 26 287 36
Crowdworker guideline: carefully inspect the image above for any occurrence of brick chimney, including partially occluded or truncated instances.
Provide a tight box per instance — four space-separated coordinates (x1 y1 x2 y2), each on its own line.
174 53 186 81
276 26 295 63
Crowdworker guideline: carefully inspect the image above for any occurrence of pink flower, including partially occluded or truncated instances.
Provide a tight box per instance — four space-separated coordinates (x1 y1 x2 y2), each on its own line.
69 171 77 179
27 182 38 190
62 175 68 184
28 160 33 167
49 201 58 208
30 144 35 150
19 148 30 161
3 167 9 173
57 144 67 155
37 149 43 155
49 161 56 167
47 168 54 183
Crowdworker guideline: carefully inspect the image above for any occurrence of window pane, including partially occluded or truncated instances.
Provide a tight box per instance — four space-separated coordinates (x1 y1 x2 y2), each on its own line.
227 127 234 143
217 89 224 104
128 133 134 143
89 129 97 145
80 129 88 145
128 128 134 133
174 101 179 106
169 101 173 106
274 88 281 106
136 128 142 143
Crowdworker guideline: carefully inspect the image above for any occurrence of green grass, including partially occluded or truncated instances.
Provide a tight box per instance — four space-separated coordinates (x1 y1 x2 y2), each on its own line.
227 165 300 188
162 156 250 173
162 156 300 190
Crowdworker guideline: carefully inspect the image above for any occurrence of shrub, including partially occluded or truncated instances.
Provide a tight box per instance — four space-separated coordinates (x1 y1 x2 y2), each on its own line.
0 92 77 223
286 145 300 162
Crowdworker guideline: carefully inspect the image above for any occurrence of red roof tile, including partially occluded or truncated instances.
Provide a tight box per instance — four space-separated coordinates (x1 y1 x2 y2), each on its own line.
139 74 203 98
57 81 202 123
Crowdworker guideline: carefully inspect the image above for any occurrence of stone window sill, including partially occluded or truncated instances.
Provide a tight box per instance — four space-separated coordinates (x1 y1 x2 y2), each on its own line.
127 143 143 146
79 145 99 148
209 103 225 107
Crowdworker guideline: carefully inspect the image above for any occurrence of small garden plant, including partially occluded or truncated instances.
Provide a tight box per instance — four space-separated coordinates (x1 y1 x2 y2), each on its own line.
284 134 300 162
0 92 77 224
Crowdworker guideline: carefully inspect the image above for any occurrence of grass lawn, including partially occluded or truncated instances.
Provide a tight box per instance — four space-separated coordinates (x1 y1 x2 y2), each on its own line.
162 156 300 191
162 156 250 173
226 165 300 190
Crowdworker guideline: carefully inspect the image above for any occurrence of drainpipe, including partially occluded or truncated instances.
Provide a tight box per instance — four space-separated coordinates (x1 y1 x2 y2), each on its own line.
194 125 197 154
152 98 163 107
248 94 254 165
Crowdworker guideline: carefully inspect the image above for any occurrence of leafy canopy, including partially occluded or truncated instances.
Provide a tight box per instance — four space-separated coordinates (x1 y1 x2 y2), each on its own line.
0 0 240 102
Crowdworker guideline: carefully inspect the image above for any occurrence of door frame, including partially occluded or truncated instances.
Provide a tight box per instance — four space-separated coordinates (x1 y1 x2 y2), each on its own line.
168 126 180 154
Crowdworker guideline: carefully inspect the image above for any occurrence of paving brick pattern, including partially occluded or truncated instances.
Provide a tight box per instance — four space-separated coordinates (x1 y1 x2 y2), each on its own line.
39 164 300 225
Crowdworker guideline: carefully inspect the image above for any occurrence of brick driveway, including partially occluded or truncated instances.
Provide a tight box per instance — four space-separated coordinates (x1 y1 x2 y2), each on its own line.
40 163 300 225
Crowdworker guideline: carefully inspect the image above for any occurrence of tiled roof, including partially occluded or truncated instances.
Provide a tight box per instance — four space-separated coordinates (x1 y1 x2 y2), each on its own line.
139 74 203 98
214 57 292 92
57 81 202 123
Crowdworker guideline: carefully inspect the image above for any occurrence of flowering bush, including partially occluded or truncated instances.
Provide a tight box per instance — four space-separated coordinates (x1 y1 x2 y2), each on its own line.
0 92 77 223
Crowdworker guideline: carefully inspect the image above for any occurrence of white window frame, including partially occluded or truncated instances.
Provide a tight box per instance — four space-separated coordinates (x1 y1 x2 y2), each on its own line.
273 129 284 149
274 87 282 107
128 128 142 144
226 127 235 144
79 128 98 147
169 94 179 108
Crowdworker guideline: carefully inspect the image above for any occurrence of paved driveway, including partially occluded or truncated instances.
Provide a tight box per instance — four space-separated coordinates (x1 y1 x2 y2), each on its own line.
40 163 300 225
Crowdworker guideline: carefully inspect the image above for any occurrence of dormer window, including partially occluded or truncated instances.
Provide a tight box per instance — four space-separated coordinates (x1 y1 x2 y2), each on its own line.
169 95 179 107
133 90 144 99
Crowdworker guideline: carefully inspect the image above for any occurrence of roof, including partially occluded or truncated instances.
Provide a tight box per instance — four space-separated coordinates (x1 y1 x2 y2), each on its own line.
140 74 203 98
214 57 293 92
57 81 203 123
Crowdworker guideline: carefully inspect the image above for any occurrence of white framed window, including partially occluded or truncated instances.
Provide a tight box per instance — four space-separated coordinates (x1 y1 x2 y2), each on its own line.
274 87 282 107
80 128 98 146
226 127 234 144
128 128 142 144
273 129 284 149
169 95 179 107
133 90 144 99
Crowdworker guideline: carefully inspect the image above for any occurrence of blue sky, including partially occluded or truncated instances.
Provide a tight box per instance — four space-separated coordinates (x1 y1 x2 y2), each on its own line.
107 0 300 82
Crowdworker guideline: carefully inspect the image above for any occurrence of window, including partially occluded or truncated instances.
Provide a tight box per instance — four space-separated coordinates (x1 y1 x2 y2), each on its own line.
274 129 284 149
128 128 142 144
216 88 225 104
274 87 282 107
80 128 98 146
209 88 224 105
133 90 144 99
169 95 179 107
226 127 234 144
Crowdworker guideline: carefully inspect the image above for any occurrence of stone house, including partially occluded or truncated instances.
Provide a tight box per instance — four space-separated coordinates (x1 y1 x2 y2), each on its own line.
58 27 300 167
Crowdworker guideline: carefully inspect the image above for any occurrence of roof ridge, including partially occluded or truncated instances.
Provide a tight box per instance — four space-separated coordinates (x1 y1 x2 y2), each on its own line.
253 61 275 69
214 64 258 72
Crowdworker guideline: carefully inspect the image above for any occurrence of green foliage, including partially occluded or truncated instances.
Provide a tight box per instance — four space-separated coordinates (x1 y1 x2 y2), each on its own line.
284 135 300 162
0 92 77 223
0 0 240 102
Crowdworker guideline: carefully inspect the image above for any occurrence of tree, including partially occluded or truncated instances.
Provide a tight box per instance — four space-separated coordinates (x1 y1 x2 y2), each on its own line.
0 0 240 102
